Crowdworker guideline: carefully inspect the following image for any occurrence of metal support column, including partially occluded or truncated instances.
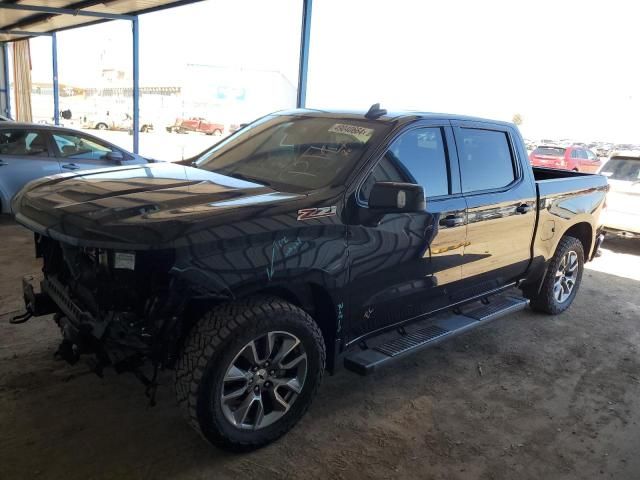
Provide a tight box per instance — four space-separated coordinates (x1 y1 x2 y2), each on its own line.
132 17 140 153
2 42 11 118
296 0 313 108
52 32 60 125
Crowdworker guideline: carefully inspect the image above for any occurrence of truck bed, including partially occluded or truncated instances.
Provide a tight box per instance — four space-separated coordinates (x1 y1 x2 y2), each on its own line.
532 166 595 181
531 166 608 264
533 166 608 199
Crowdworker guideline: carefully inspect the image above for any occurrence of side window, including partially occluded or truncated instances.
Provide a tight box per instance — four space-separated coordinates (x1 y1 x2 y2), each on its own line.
457 128 516 193
571 149 579 159
0 130 49 156
52 133 114 160
586 150 597 160
360 127 449 201
579 150 589 160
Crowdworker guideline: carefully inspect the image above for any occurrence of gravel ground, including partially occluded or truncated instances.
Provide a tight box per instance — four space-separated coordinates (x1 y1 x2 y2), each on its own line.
1 215 639 480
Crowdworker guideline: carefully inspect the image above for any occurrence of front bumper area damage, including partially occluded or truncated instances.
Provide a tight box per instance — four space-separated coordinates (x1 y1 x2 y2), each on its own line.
21 274 152 370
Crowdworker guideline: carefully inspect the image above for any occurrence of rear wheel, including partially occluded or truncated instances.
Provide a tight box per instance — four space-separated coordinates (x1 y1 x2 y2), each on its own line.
527 235 584 314
175 297 325 451
95 122 108 130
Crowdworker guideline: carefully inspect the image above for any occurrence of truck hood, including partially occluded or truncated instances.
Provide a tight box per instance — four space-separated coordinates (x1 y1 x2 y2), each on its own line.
13 162 304 249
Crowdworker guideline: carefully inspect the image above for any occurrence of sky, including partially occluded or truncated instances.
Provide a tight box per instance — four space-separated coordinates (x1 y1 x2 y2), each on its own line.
27 0 639 143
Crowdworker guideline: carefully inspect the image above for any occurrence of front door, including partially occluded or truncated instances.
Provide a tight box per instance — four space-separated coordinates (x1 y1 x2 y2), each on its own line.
346 124 467 342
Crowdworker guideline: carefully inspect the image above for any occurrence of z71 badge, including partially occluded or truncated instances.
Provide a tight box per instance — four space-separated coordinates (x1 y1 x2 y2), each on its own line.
297 206 337 221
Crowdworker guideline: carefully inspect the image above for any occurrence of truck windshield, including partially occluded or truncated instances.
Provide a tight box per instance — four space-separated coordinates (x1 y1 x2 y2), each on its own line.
194 115 384 191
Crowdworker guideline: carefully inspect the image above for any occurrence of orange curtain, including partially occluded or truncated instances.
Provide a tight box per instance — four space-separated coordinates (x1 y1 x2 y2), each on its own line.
12 39 32 122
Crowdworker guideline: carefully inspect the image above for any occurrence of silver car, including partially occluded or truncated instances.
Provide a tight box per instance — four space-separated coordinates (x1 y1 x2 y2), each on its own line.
0 123 148 214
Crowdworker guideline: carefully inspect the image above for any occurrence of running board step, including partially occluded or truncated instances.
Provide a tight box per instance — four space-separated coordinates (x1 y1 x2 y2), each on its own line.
343 295 529 375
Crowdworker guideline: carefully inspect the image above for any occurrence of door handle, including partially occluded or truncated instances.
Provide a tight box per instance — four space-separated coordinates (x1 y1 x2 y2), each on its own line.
0 160 7 166
440 214 465 228
62 163 80 170
516 204 532 214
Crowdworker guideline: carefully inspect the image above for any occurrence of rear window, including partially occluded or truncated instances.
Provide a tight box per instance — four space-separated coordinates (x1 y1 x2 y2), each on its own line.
600 157 640 181
533 147 566 156
457 128 516 193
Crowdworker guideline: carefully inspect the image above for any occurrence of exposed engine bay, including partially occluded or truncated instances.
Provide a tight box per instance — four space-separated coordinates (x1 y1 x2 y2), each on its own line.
24 234 186 385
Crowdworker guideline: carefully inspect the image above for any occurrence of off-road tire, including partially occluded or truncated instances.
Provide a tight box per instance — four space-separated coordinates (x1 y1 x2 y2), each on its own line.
528 235 585 314
175 296 325 451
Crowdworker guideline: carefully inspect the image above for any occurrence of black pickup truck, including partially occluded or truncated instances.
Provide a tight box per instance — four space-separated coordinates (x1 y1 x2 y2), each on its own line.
11 106 608 451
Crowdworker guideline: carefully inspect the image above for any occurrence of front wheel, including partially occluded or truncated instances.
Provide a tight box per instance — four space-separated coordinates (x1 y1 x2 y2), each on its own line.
527 235 585 314
175 297 325 451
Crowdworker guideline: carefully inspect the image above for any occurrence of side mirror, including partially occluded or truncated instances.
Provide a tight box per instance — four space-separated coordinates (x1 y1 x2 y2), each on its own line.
105 151 125 164
368 182 425 213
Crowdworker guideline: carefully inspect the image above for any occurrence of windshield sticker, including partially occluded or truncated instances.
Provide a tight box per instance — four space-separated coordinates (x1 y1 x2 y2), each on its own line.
297 206 337 221
328 124 374 143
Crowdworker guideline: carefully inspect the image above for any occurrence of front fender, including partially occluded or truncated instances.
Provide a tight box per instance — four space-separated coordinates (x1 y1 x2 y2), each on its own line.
169 213 349 301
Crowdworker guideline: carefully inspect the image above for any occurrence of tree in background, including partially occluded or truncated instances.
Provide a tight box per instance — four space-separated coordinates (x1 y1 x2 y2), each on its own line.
512 113 523 126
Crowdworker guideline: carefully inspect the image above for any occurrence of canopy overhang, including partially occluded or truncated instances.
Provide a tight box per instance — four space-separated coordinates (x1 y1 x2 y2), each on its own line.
0 1 204 42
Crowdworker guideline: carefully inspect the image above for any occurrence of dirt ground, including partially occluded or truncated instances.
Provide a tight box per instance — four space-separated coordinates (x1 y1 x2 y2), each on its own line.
1 215 639 480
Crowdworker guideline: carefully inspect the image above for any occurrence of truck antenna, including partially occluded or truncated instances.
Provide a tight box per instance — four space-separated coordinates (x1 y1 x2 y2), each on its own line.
365 103 387 119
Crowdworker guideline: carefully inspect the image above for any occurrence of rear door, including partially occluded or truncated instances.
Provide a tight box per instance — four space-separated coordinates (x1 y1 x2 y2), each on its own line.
50 131 123 172
452 121 536 299
347 122 468 340
0 128 59 212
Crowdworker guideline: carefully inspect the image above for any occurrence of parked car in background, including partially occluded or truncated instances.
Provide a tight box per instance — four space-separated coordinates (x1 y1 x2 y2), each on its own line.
529 145 601 172
82 112 153 133
167 117 224 135
599 151 640 237
0 123 149 213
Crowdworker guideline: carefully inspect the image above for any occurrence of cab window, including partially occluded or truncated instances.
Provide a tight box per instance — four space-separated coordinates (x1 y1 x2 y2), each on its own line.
456 128 516 193
360 127 450 201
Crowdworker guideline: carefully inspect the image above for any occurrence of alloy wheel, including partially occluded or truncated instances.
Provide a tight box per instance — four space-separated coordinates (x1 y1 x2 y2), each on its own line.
553 250 579 303
220 331 307 430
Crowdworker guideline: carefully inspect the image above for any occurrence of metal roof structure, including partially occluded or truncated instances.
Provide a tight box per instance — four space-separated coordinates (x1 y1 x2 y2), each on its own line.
0 0 314 153
0 1 204 42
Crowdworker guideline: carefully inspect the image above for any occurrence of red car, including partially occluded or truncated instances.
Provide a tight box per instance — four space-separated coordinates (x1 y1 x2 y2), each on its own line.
529 145 601 173
167 117 224 136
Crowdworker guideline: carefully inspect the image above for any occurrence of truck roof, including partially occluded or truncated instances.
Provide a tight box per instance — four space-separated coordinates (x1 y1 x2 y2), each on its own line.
275 108 516 128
